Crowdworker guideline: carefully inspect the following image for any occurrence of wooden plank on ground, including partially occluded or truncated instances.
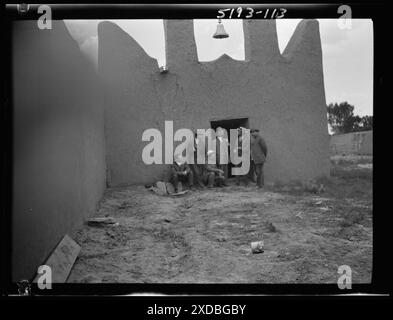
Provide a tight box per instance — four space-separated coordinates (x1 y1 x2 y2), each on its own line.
33 234 80 283
170 190 189 196
87 217 117 226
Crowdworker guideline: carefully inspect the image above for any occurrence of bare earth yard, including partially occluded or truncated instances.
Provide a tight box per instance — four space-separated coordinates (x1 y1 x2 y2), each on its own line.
68 155 372 283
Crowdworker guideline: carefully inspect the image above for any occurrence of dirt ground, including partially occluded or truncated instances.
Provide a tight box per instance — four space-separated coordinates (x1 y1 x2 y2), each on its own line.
68 155 372 283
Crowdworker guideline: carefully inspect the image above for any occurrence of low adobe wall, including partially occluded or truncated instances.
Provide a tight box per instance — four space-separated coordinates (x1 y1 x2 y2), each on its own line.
12 21 106 281
330 131 373 155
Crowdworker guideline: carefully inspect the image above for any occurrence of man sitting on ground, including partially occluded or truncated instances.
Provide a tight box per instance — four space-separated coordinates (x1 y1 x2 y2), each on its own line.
202 150 225 188
170 154 194 192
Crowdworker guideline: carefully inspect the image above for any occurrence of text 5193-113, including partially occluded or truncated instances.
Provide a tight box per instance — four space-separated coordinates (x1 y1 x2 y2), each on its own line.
217 7 287 19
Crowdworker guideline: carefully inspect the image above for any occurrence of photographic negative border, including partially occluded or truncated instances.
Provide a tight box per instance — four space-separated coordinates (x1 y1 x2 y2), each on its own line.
1 1 387 298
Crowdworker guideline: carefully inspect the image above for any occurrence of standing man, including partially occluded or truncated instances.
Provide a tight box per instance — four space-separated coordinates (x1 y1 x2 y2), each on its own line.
188 131 206 188
250 128 267 189
215 127 229 186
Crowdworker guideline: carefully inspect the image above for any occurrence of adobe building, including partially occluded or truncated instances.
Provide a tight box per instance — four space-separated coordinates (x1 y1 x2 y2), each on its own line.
98 19 330 187
12 19 330 281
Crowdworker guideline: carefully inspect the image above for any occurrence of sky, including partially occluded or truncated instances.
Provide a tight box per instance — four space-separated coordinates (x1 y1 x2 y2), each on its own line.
64 19 373 116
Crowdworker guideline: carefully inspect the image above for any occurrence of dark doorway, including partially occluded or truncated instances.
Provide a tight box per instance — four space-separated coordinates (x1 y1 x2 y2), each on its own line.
210 118 249 178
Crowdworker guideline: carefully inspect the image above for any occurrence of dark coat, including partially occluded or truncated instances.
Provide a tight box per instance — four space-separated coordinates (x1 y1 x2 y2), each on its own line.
216 137 229 165
171 162 191 175
250 134 267 164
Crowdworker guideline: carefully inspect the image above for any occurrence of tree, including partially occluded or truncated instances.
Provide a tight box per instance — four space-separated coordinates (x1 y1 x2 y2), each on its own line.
327 102 373 134
359 115 373 131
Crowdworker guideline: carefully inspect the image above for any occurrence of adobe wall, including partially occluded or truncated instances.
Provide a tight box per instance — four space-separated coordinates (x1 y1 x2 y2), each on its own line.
98 19 330 186
12 21 106 280
330 130 373 155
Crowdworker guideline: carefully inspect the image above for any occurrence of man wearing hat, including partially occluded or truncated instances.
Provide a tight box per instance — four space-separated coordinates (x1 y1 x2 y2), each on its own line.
188 131 206 188
202 150 226 188
170 153 194 192
250 128 268 189
215 127 229 186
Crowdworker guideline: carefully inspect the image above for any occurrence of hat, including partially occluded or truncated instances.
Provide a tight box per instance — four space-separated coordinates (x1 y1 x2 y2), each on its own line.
216 127 224 136
250 128 260 133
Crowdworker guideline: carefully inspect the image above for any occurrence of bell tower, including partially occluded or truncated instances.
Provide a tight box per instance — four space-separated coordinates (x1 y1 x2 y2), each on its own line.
163 20 198 69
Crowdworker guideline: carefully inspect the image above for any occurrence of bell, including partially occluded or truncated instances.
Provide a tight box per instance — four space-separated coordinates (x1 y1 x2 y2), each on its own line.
213 20 229 39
